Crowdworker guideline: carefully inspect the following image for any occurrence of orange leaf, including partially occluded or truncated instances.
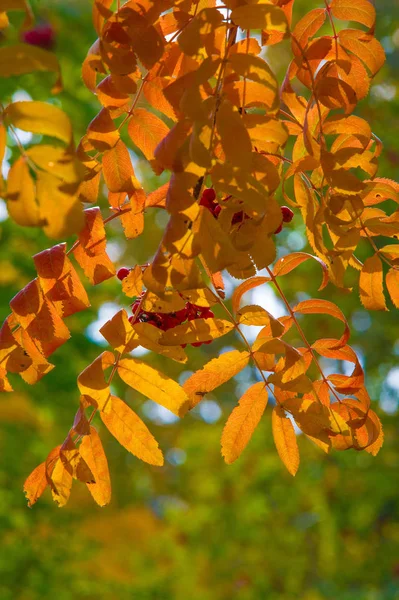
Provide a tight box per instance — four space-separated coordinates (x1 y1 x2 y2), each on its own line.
77 351 115 411
273 252 329 290
183 350 251 407
23 462 47 507
221 382 268 464
386 268 399 308
102 139 137 193
292 8 326 56
272 405 300 476
359 254 387 311
293 299 350 348
232 276 271 314
10 279 70 357
50 458 73 507
330 0 375 29
79 426 112 506
100 395 163 466
73 207 115 285
34 243 90 318
128 108 170 161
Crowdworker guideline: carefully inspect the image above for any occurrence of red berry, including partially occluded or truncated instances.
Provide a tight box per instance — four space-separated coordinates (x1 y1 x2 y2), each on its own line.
204 340 212 345
201 188 216 204
22 24 55 50
117 267 130 281
281 206 294 223
175 308 188 322
213 204 222 218
274 223 283 234
181 343 187 349
192 342 202 347
199 308 214 319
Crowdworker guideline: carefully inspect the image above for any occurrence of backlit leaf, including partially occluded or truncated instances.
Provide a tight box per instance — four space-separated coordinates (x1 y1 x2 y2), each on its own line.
23 462 47 507
183 350 250 407
272 405 300 476
79 426 112 506
330 0 376 29
0 44 62 93
128 108 170 161
221 382 268 464
118 357 190 417
359 254 387 311
159 318 234 346
100 395 164 465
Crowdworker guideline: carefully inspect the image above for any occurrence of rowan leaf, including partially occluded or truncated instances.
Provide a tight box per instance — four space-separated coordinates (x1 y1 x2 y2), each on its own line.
359 254 387 311
232 276 271 314
0 44 62 93
5 101 73 144
273 252 329 290
50 458 73 507
6 157 40 227
221 382 268 464
183 350 251 407
386 268 399 308
117 357 190 417
77 351 115 412
159 318 234 346
128 108 170 161
231 4 288 32
23 462 47 507
73 207 116 285
293 299 350 348
79 426 112 506
100 395 164 466
272 405 300 476
330 0 376 29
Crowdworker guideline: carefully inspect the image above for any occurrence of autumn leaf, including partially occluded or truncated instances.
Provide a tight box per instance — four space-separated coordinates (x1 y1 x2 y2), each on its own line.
100 395 164 466
221 382 268 464
183 351 251 407
359 254 388 311
79 426 112 506
272 405 300 476
117 357 190 417
23 462 48 507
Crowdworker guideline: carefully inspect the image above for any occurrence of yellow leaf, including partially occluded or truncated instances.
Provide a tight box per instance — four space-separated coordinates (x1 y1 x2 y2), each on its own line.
50 458 73 507
128 108 170 161
159 318 234 346
117 357 190 417
5 101 72 144
183 350 251 407
221 382 268 464
100 395 163 466
99 309 139 353
60 435 95 483
359 254 387 311
79 426 112 506
216 100 252 170
1 0 34 29
6 157 40 227
272 405 299 476
36 171 84 239
231 4 288 32
0 43 62 93
237 305 284 335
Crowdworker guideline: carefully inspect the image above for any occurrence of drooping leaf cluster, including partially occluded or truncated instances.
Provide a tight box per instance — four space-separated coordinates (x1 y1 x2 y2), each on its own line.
0 0 395 507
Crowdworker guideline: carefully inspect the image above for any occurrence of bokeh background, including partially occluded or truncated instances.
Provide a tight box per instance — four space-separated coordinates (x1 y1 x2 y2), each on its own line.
1 1 399 598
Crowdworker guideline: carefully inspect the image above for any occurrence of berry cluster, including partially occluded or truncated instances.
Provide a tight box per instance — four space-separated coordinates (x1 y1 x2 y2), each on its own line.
199 188 294 233
21 23 55 50
116 272 215 348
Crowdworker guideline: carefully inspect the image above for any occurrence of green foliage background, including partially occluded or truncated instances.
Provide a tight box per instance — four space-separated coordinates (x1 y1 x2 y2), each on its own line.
0 1 399 598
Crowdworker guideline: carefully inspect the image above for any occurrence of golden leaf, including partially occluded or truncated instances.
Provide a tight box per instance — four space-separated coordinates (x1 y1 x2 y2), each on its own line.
221 382 268 464
272 405 300 476
100 395 164 465
117 357 190 417
359 254 388 311
79 426 112 506
183 350 251 407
